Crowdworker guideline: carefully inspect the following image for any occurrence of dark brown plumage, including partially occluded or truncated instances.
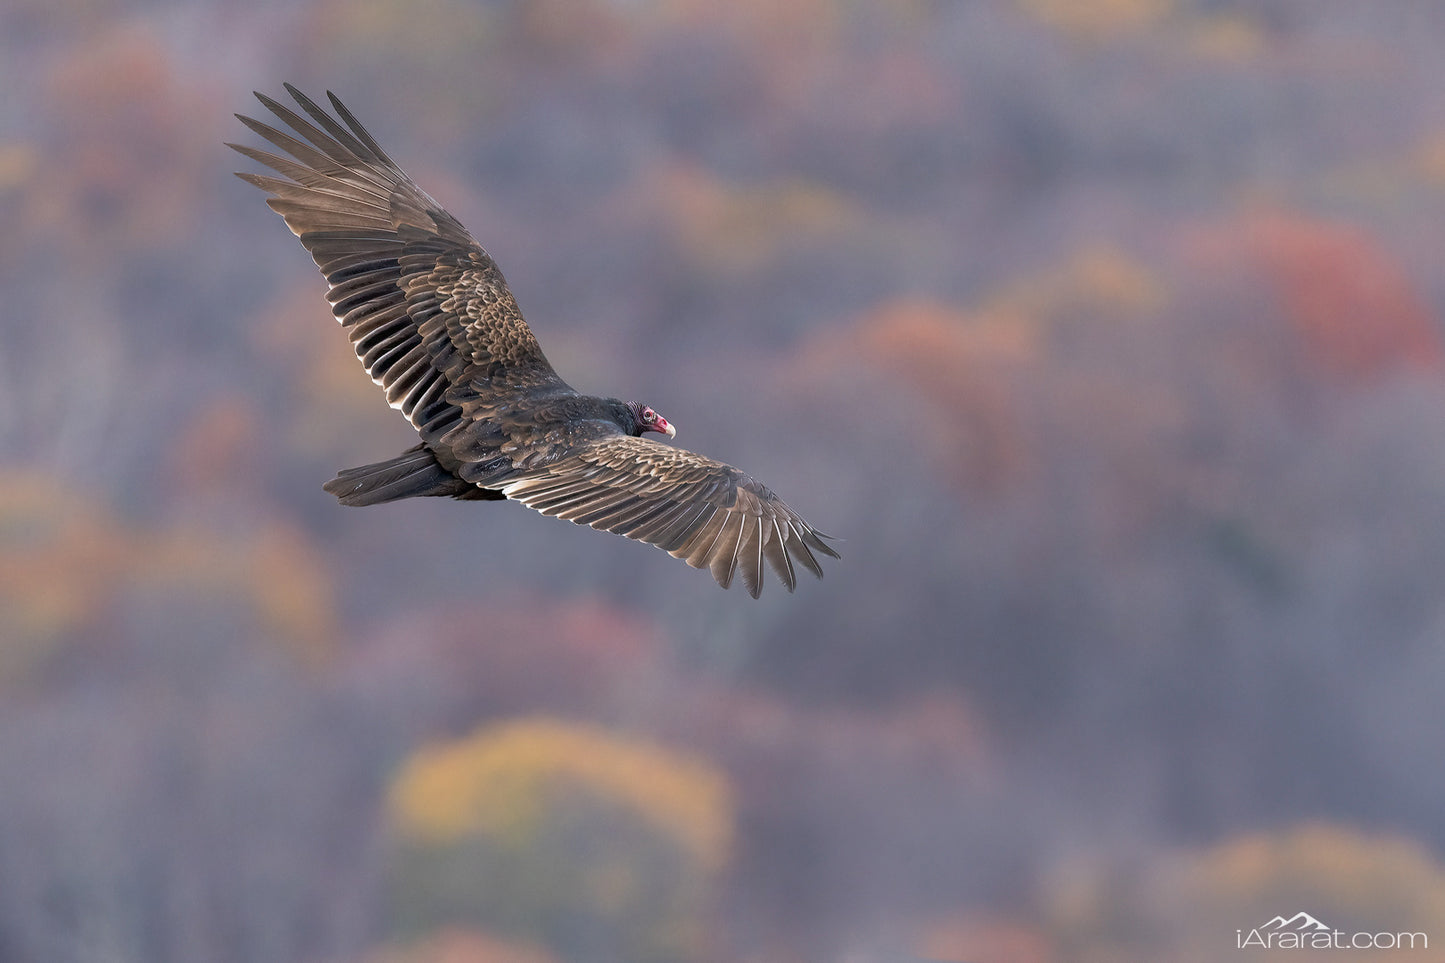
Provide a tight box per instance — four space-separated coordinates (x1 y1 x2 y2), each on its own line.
231 85 837 596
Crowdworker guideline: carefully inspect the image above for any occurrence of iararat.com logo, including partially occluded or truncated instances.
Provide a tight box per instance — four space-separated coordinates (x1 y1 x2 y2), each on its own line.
1238 912 1428 950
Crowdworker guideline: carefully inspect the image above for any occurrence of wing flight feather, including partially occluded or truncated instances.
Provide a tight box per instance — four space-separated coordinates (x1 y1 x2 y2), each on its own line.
501 436 837 597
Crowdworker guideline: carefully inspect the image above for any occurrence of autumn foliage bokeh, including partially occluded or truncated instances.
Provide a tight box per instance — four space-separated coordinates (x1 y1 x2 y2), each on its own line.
4 1 1445 961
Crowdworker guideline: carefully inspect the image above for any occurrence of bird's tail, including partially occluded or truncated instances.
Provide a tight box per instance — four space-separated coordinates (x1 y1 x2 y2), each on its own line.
323 444 481 506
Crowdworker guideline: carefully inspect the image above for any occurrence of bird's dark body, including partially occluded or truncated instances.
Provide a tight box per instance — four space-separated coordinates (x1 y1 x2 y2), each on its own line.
232 85 836 595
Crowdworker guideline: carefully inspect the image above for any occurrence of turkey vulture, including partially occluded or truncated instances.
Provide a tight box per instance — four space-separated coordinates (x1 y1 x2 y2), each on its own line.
230 85 837 596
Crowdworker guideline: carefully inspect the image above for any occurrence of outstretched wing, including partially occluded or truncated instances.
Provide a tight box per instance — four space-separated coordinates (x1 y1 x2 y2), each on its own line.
229 85 568 439
498 435 839 597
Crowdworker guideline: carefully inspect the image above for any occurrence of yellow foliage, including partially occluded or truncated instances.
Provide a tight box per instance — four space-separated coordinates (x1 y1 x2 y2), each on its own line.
983 245 1167 326
1041 822 1445 962
1187 14 1266 61
656 163 858 274
1177 823 1445 935
1014 0 1173 39
139 520 337 667
391 718 732 873
311 0 495 62
387 719 732 960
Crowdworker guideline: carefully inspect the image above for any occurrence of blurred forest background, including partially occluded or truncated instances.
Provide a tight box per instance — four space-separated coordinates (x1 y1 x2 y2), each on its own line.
5 0 1445 961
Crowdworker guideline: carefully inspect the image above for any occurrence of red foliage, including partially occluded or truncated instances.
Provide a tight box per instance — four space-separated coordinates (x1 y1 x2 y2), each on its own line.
343 596 664 734
164 395 262 494
808 299 1034 495
1196 212 1444 384
32 28 219 256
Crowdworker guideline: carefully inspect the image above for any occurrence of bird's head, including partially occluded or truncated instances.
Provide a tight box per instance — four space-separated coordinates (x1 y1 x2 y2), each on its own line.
627 401 676 439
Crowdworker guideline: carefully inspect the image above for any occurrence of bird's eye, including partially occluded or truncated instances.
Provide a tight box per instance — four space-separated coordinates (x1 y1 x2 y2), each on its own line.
642 409 655 422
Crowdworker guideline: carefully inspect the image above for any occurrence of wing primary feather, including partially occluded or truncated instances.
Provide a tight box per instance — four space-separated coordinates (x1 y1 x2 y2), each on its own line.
230 143 391 199
708 512 748 590
327 91 402 170
784 522 825 579
283 83 380 164
235 115 355 182
234 173 387 216
801 528 841 559
253 92 362 168
738 516 765 598
762 518 797 592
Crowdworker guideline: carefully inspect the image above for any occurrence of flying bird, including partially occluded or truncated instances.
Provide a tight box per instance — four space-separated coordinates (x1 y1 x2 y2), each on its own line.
230 85 837 596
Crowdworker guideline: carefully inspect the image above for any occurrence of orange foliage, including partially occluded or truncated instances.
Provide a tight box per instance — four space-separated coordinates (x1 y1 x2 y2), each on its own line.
812 298 1036 494
1413 131 1445 186
130 518 337 667
0 473 132 681
804 246 1171 499
917 915 1056 963
32 27 218 255
165 395 262 493
364 928 559 963
1014 0 1174 39
0 471 338 680
0 143 37 192
1194 212 1444 383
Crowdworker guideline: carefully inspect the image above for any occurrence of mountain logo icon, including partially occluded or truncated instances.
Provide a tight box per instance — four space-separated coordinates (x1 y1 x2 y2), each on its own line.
1261 912 1332 932
1240 911 1428 950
